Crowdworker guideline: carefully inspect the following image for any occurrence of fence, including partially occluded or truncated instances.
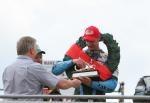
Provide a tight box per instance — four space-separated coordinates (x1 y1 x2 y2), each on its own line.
0 95 150 103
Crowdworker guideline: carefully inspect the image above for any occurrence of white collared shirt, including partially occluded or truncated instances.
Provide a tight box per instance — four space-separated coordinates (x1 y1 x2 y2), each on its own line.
3 55 59 96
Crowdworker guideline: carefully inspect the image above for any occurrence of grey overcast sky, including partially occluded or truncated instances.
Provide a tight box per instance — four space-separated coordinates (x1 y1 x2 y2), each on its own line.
0 0 150 96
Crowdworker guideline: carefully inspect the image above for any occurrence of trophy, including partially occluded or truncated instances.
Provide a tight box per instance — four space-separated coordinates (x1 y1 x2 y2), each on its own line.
72 63 98 78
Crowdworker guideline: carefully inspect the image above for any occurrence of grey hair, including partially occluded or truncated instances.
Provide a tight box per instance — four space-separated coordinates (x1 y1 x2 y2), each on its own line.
17 36 36 55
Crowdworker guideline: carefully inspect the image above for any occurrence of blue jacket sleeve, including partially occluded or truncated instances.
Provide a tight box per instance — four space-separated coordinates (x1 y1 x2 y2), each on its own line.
52 60 74 75
91 79 117 93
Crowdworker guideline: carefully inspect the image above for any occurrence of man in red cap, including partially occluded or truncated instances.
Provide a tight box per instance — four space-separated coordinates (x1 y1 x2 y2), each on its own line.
52 26 119 102
75 26 118 102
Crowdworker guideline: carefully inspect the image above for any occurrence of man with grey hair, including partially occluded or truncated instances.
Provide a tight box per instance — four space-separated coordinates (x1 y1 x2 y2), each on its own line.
2 36 81 97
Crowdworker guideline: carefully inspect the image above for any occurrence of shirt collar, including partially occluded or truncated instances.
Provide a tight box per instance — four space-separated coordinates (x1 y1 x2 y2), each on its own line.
17 55 33 61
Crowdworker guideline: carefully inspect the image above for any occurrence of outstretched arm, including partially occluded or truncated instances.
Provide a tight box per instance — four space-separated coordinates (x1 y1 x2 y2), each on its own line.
52 60 74 75
52 59 86 75
56 79 81 89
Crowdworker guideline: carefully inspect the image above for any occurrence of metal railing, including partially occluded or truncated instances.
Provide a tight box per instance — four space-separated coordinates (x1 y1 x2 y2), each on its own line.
0 81 125 102
0 82 149 102
0 95 150 101
0 82 125 102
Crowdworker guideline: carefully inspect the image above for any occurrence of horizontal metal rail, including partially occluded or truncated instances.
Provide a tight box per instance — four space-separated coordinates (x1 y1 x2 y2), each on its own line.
0 95 150 100
0 89 4 91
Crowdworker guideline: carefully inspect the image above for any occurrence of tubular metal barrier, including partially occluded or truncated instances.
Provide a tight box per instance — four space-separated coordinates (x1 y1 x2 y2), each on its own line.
0 81 125 102
0 95 150 100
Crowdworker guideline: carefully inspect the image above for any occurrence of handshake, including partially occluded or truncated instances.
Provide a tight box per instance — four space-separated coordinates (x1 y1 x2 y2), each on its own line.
57 58 99 89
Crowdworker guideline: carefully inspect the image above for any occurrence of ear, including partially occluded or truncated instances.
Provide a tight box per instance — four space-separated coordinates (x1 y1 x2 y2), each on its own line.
29 48 35 55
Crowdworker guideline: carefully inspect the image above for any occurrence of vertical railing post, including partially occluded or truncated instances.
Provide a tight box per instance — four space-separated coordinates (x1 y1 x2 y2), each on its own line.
118 82 125 102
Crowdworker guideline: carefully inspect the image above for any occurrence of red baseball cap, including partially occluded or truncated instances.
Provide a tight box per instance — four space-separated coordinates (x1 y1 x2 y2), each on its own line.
83 26 101 41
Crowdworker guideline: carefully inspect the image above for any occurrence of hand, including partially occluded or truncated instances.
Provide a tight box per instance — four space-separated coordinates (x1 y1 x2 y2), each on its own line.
73 58 86 69
71 78 81 88
79 76 92 86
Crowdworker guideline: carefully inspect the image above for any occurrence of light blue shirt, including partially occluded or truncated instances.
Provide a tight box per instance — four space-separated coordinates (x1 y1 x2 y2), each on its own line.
3 55 59 95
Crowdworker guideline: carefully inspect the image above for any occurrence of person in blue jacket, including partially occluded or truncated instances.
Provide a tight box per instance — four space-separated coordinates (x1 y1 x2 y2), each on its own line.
52 26 119 102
